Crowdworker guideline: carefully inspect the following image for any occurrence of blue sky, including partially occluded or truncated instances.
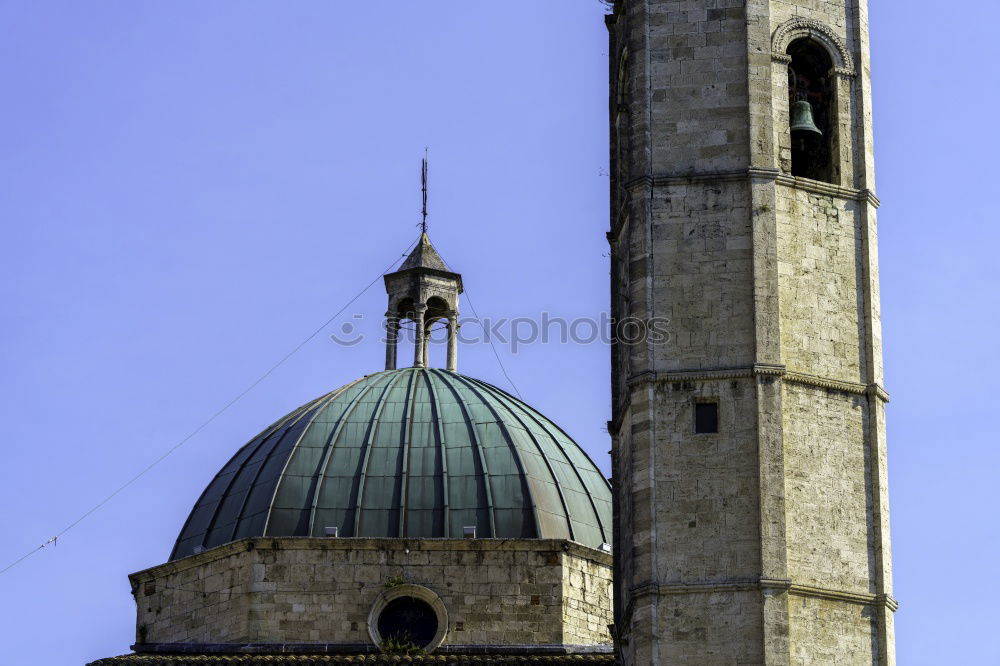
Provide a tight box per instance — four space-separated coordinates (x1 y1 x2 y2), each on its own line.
0 1 996 663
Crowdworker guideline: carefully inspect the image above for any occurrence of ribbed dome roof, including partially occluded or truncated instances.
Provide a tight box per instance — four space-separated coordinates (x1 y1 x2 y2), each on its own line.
171 369 611 560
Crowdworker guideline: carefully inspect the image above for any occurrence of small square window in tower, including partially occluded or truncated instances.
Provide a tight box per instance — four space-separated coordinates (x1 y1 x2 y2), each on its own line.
694 402 719 434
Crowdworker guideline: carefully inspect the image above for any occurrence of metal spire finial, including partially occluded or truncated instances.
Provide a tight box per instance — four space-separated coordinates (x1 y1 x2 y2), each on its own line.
421 148 428 235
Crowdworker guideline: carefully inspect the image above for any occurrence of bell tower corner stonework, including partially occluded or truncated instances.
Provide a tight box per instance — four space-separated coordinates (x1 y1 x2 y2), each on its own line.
606 1 896 664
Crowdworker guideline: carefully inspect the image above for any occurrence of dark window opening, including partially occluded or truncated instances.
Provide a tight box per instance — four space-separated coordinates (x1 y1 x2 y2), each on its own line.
695 402 719 434
377 596 438 649
787 38 835 183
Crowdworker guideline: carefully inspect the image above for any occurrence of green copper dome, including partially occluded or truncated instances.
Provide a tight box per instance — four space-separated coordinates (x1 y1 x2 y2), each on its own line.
171 368 611 560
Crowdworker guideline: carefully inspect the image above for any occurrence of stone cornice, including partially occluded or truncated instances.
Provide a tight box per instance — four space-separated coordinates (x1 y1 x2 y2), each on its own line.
784 370 867 395
747 167 782 179
626 578 898 610
130 643 616 657
632 579 762 597
622 169 879 208
626 366 755 385
868 383 891 403
775 173 880 208
129 538 254 585
624 170 748 190
607 399 630 438
130 537 612 585
789 583 899 611
879 594 901 612
625 365 889 403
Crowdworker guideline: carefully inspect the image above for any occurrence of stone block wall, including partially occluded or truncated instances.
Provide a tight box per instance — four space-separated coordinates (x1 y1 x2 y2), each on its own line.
561 547 613 645
648 377 763 582
647 180 756 370
788 595 878 665
608 0 894 664
130 538 612 650
132 548 255 644
776 186 866 382
643 3 751 175
654 590 765 665
783 384 872 592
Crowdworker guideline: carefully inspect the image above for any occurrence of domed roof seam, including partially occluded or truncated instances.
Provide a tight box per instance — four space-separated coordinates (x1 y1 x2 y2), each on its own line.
462 376 575 542
170 391 333 558
444 371 541 539
423 370 451 536
226 397 333 545
351 370 411 537
429 369 496 537
468 376 610 545
396 369 420 537
498 383 612 494
480 378 613 504
175 392 331 559
176 434 272 558
304 373 393 537
261 377 368 537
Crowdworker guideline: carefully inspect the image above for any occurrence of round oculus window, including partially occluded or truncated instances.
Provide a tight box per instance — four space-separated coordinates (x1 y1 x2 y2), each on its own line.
377 595 438 648
367 584 448 652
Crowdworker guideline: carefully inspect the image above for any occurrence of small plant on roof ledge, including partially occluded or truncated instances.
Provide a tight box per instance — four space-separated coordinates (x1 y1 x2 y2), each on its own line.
380 632 425 655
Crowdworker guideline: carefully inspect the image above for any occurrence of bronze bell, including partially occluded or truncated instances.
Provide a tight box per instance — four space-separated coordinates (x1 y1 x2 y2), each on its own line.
790 100 822 137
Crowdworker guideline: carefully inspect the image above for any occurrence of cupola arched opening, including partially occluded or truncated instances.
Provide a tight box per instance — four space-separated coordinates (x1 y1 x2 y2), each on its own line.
423 296 452 369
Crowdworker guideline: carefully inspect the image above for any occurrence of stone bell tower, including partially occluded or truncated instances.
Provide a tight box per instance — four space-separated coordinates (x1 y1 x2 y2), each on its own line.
606 1 895 664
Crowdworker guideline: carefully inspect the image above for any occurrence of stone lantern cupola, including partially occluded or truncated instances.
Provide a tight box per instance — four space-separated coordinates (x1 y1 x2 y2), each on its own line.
89 158 614 665
383 232 462 372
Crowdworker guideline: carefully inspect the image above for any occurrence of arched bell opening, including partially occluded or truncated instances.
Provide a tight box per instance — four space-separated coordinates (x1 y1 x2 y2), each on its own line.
383 297 418 371
384 295 458 371
395 297 417 323
424 297 450 324
424 296 451 367
787 38 835 183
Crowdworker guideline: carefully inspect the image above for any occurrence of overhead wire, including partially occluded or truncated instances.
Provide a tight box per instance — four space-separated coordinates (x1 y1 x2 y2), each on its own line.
0 237 419 579
461 287 524 401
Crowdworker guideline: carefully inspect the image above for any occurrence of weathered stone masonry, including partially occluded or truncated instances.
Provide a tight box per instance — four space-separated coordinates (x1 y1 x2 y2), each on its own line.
606 0 895 664
131 538 612 650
